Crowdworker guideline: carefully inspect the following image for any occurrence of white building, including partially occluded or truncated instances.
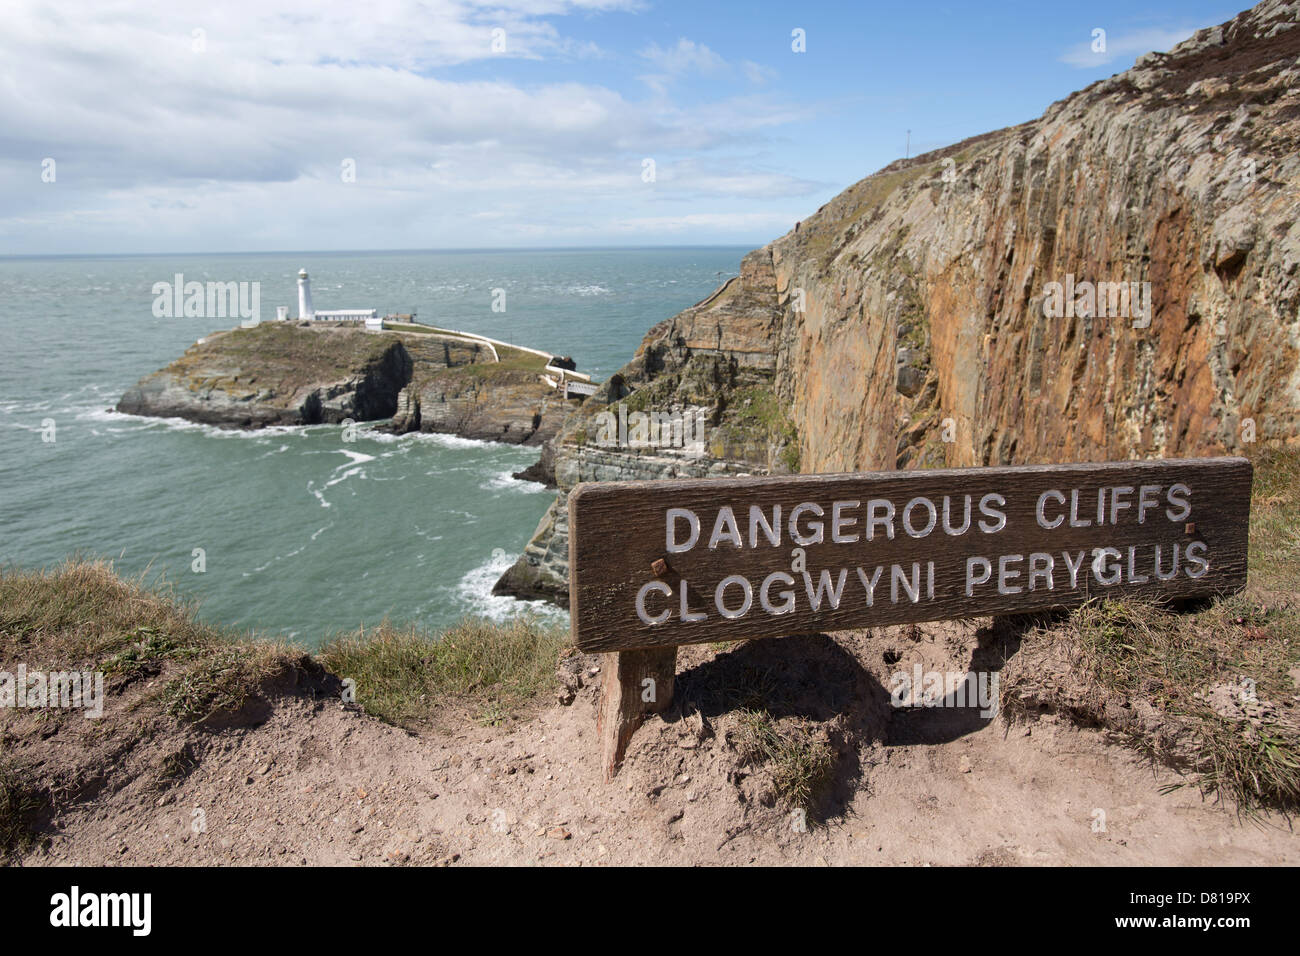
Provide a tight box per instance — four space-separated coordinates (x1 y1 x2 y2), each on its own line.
313 309 378 321
297 268 314 319
290 268 384 330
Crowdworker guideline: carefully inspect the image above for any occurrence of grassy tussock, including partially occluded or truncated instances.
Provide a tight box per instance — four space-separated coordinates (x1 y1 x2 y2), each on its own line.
0 559 296 724
318 616 568 727
0 560 304 856
1066 596 1299 810
0 559 225 667
734 709 834 813
158 643 302 724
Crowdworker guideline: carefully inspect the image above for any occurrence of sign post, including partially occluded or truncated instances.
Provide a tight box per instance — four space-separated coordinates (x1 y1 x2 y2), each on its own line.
568 457 1252 778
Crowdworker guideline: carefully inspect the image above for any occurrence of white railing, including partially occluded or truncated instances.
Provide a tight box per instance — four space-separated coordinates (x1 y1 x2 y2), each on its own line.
382 323 500 361
382 321 595 386
544 364 592 383
434 326 555 363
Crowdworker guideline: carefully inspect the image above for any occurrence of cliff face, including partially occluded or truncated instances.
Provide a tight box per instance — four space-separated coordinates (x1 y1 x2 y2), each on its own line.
496 0 1300 606
117 323 568 444
386 333 567 445
772 0 1300 472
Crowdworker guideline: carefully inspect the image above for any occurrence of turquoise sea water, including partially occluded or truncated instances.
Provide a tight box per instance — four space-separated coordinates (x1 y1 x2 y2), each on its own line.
0 247 747 644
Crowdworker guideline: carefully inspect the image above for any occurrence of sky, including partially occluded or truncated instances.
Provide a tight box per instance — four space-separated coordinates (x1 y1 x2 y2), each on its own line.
0 0 1244 255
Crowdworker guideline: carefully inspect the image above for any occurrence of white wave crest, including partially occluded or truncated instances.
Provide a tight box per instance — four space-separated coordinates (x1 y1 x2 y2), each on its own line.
456 550 568 624
481 469 547 493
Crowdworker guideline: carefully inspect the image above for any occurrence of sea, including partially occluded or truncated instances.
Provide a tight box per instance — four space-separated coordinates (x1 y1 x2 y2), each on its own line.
0 247 748 645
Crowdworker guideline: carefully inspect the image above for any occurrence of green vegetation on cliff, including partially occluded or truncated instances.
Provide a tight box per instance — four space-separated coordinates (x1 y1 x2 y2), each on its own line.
119 320 569 442
386 324 550 376
172 322 397 397
319 617 566 727
711 384 799 471
795 164 930 270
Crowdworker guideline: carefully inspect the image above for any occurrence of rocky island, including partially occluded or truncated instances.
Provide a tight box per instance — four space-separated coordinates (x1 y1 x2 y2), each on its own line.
116 321 573 445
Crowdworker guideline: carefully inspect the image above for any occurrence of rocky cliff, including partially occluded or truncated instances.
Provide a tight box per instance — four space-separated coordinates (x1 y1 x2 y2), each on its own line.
117 322 569 444
496 0 1300 606
494 249 796 602
771 0 1300 474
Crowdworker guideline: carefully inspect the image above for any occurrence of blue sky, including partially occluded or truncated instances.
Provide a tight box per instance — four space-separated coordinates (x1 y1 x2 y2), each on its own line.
0 0 1241 255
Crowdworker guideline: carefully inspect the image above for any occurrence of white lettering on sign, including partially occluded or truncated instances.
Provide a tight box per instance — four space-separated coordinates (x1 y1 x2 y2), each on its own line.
634 481 1220 628
632 559 948 626
1036 483 1192 529
666 507 700 553
761 572 796 614
663 495 1021 553
963 543 1210 598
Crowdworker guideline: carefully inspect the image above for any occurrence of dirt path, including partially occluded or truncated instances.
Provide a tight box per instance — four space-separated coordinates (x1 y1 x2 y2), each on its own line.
22 631 1298 867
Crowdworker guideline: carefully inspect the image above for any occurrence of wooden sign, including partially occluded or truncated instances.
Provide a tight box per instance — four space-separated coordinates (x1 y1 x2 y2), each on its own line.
569 458 1251 654
570 457 1251 777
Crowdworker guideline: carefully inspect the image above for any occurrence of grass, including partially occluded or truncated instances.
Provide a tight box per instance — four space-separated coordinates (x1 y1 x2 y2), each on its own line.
1247 445 1300 593
0 559 300 725
171 322 396 397
0 563 567 734
701 657 835 814
725 385 787 434
710 383 800 470
318 616 568 727
733 709 834 813
799 165 929 267
386 325 552 375
1044 596 1299 812
462 347 550 377
0 559 303 856
1 559 233 669
158 644 292 724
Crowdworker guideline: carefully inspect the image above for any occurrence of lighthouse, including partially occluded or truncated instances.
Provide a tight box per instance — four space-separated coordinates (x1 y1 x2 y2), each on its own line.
297 268 314 320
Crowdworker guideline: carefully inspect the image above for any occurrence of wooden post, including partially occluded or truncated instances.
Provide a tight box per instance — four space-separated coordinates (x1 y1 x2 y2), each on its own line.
596 646 677 781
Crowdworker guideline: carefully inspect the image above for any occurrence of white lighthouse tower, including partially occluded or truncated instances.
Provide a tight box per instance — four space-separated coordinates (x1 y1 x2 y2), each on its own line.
297 268 314 320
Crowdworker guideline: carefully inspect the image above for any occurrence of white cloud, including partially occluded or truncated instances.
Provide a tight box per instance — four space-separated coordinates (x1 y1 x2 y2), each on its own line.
637 37 776 95
0 0 816 252
1059 25 1198 68
639 38 728 76
741 60 776 85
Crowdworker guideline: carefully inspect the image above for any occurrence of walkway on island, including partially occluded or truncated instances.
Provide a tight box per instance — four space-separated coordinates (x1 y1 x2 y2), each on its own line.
381 320 595 396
